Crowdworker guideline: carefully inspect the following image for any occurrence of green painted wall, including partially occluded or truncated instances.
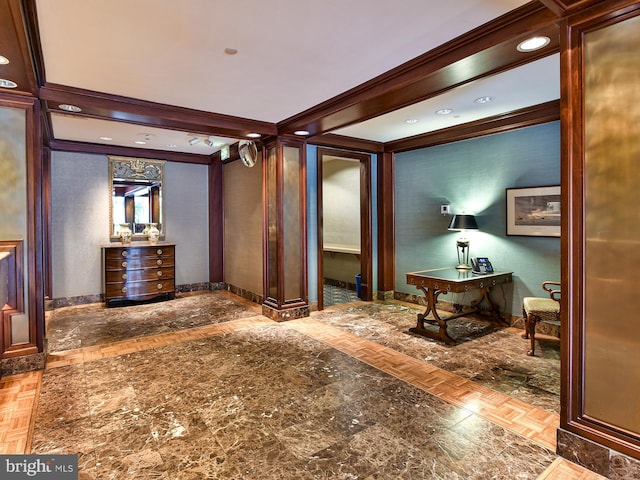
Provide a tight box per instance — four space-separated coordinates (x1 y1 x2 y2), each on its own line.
395 121 561 315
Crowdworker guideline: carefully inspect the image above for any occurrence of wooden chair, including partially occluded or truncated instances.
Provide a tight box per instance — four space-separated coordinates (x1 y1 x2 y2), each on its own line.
522 281 560 356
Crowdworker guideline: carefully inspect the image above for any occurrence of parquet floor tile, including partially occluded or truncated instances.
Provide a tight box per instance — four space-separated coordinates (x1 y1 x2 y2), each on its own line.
0 371 41 454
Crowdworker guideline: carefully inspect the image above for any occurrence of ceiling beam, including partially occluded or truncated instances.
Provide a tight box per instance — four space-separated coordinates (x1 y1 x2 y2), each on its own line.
278 2 559 138
38 83 278 139
0 0 38 96
47 138 212 165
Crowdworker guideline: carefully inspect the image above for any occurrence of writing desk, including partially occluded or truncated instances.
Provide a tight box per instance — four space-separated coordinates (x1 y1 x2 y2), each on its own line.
406 267 512 345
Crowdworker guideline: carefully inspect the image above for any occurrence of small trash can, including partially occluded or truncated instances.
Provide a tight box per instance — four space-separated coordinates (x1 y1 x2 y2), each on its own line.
355 273 362 298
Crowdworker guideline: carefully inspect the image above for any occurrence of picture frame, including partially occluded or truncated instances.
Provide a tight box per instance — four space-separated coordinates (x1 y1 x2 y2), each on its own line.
506 185 560 237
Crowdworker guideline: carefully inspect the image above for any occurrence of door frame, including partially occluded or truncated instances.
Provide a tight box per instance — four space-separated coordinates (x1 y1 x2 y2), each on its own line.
316 147 372 310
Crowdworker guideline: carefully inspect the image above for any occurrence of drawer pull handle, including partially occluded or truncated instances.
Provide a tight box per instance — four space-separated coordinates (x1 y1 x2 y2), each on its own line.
157 259 163 265
122 273 127 280
122 261 127 268
121 251 128 257
157 271 163 277
157 283 163 290
122 286 128 293
157 249 163 255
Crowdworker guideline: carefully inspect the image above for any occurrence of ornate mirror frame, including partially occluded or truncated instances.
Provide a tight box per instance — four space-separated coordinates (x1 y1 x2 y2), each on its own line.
108 156 165 240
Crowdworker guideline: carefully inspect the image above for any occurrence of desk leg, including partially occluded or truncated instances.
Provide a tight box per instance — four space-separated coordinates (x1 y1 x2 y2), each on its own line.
409 286 456 345
469 287 506 324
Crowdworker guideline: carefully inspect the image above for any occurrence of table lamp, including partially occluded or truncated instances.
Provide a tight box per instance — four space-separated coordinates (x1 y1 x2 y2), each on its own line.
448 214 478 270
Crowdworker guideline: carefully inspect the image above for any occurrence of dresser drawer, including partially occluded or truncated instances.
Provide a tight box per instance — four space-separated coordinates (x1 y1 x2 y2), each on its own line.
104 245 174 260
105 255 175 271
105 266 174 284
105 279 175 299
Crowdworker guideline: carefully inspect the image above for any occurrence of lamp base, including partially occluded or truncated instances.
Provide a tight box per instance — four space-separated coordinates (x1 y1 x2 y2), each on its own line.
455 264 472 270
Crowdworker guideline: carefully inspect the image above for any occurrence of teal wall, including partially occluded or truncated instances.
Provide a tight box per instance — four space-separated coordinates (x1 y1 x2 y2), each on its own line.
394 121 561 315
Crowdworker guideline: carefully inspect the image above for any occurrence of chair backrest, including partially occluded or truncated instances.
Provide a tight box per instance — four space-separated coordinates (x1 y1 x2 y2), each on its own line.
542 281 560 302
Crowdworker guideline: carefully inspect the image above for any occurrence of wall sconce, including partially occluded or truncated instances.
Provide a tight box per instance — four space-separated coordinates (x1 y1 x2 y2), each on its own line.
448 214 478 270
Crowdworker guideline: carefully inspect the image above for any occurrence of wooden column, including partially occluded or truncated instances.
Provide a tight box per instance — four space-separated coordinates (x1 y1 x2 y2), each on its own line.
377 151 395 299
262 137 308 321
208 159 223 285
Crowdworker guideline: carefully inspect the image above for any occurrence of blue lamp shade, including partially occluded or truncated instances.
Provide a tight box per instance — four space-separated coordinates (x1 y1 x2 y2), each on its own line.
448 214 478 231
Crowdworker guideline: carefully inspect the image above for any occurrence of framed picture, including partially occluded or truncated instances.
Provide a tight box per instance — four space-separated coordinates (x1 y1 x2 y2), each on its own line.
506 186 560 237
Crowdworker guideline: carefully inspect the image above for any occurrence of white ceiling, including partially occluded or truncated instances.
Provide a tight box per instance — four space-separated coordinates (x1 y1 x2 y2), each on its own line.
34 0 557 153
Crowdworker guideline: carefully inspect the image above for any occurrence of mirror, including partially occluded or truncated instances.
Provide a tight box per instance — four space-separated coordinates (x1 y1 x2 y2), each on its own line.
238 140 258 168
108 156 165 240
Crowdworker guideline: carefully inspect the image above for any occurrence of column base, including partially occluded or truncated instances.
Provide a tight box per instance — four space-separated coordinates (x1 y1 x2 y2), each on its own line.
262 303 309 322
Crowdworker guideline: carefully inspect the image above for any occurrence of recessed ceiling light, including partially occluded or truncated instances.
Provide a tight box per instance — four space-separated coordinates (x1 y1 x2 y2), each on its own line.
0 55 9 65
435 108 453 115
59 104 82 112
224 48 238 55
0 79 18 89
474 96 493 104
99 136 113 141
167 143 177 148
517 36 550 52
294 130 310 136
405 119 418 124
134 140 147 145
247 133 261 138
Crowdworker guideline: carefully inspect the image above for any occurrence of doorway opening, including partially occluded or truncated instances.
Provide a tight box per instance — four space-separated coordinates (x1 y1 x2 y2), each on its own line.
317 148 372 310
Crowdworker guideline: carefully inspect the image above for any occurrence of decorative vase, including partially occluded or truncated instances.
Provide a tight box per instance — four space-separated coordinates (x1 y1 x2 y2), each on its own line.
118 223 132 244
146 223 160 244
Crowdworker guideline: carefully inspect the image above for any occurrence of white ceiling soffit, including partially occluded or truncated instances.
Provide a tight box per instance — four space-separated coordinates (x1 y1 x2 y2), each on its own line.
333 54 560 142
35 0 529 124
50 114 237 155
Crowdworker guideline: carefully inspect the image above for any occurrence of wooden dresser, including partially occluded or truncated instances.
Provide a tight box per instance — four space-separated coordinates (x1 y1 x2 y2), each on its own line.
102 243 175 307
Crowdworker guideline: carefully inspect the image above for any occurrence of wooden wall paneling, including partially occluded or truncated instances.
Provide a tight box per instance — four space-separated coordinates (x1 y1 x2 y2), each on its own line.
561 0 640 461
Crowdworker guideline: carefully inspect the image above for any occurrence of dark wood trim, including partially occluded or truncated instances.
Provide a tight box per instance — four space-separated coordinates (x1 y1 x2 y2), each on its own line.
48 139 211 165
359 153 372 302
26 92 44 352
316 152 325 311
538 0 609 17
39 83 277 139
377 152 395 294
316 147 373 308
386 101 560 153
562 0 640 459
278 3 559 137
208 159 223 284
307 134 383 154
20 0 46 86
42 146 51 300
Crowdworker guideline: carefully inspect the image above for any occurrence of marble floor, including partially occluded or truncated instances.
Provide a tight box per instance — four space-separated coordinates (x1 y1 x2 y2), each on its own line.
1 291 603 479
